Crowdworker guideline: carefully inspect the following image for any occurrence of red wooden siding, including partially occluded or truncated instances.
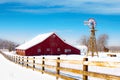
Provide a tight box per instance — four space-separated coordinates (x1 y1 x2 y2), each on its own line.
16 33 80 56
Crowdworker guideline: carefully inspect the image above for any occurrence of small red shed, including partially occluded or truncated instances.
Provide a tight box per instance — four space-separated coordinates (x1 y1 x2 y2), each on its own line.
16 32 80 56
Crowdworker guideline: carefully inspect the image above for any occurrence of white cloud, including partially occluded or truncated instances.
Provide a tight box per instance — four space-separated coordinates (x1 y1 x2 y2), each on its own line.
10 8 70 14
1 0 120 14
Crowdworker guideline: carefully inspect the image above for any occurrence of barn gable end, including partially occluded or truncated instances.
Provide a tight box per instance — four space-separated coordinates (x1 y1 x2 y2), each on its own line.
16 32 80 56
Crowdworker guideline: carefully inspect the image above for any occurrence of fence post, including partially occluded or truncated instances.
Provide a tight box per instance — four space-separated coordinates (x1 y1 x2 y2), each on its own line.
9 56 11 61
12 56 13 61
42 57 45 74
22 57 24 67
13 56 14 62
15 56 16 63
16 56 18 64
27 57 29 68
12 56 14 62
18 56 20 64
14 56 15 62
33 57 35 71
56 57 60 80
11 56 12 61
83 58 88 80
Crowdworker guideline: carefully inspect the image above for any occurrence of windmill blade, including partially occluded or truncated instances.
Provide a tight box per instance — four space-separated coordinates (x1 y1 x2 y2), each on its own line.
84 21 89 25
88 18 96 27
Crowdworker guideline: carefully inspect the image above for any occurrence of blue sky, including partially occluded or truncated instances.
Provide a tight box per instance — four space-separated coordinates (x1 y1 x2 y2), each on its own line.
0 0 120 46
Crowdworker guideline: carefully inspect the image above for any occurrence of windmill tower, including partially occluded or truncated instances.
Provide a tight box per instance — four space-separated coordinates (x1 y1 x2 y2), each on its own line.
84 18 98 57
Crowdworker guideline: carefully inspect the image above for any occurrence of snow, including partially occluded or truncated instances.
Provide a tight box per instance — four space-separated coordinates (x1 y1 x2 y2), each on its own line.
1 51 120 80
74 45 87 54
16 32 80 51
16 32 54 50
0 52 61 80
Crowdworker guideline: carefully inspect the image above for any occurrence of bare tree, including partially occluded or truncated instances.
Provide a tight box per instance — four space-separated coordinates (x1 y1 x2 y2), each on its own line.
79 34 109 52
97 34 109 51
0 38 18 51
79 35 89 46
109 46 120 52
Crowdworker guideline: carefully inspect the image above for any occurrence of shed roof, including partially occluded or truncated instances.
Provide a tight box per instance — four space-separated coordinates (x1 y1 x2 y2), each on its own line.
74 45 88 49
16 32 54 50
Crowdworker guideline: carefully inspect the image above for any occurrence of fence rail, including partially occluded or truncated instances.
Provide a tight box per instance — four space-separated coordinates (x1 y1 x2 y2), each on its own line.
0 52 120 80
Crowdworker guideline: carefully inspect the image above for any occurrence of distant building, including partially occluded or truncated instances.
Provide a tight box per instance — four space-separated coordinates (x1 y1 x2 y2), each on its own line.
74 45 87 55
16 32 80 56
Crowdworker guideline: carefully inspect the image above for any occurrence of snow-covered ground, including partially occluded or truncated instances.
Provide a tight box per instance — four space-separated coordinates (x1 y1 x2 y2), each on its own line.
1 51 120 80
0 52 60 80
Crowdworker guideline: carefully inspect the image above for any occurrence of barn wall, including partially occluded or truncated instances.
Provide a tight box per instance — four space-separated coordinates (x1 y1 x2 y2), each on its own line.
16 49 25 56
24 33 80 56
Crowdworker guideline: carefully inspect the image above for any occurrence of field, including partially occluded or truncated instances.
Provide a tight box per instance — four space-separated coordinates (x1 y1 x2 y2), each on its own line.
0 51 120 80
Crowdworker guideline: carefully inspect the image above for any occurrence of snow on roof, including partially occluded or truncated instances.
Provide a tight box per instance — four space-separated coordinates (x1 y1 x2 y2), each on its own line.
74 45 88 50
16 32 54 50
16 32 80 51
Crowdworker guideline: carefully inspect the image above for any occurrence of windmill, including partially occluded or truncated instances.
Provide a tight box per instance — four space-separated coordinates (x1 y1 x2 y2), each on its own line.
84 18 98 57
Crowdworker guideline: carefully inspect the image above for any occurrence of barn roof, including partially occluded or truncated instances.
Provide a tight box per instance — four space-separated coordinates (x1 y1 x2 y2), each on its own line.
16 32 54 50
16 32 79 50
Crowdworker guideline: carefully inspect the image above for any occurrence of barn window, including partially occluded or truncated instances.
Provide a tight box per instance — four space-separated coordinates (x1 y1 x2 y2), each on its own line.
64 49 71 53
47 48 50 51
38 49 41 53
57 48 61 51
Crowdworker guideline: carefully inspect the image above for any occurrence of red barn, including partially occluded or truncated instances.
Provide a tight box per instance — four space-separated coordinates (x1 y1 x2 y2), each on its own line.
16 32 80 56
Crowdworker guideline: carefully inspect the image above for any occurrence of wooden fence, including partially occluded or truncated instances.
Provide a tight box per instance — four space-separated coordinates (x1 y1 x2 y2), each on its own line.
1 52 120 80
